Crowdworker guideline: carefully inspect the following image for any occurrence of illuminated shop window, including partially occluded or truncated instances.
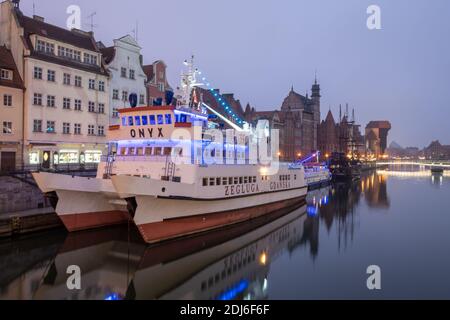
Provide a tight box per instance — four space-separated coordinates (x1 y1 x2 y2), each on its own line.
85 150 102 163
29 152 39 164
58 150 79 164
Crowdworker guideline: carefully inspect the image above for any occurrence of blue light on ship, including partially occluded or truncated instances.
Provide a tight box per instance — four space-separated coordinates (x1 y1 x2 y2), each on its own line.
216 279 249 300
104 293 121 300
307 205 318 217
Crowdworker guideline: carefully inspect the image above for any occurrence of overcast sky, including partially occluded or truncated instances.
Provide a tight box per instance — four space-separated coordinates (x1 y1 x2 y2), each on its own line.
18 0 450 148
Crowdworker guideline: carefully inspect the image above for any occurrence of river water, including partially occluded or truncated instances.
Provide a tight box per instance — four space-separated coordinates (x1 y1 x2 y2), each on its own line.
1 169 449 300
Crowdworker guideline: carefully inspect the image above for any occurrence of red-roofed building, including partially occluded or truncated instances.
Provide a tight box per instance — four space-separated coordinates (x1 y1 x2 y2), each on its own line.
143 60 172 105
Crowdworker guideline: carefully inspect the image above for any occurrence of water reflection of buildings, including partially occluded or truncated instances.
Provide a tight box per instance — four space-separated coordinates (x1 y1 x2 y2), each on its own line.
0 174 392 300
2 204 316 300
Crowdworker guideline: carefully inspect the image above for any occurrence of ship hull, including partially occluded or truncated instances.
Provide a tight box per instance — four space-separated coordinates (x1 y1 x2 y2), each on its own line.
32 172 130 232
135 195 306 243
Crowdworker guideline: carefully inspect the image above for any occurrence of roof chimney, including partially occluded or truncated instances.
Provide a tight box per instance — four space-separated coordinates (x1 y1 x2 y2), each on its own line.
33 15 44 22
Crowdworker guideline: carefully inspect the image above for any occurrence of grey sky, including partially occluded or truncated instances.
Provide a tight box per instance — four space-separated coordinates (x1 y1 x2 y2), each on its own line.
18 0 450 148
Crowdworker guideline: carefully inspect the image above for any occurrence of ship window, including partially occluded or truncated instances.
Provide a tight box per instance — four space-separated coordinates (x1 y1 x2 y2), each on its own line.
216 177 221 186
234 177 239 184
222 177 228 185
239 177 243 184
253 176 257 183
165 114 172 124
203 178 208 186
145 147 152 156
142 115 148 125
136 147 143 156
294 174 297 180
149 115 156 125
163 147 171 156
128 147 135 155
120 147 127 155
175 114 180 122
209 177 215 186
134 116 141 126
180 114 187 123
154 147 162 155
128 116 134 126
229 177 233 185
244 177 248 184
122 117 127 126
157 114 164 125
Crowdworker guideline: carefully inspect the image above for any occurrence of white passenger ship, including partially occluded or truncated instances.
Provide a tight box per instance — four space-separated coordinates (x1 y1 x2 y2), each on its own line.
33 59 308 243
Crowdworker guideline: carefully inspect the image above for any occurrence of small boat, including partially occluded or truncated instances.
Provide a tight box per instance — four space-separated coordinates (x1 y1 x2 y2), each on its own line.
304 163 331 190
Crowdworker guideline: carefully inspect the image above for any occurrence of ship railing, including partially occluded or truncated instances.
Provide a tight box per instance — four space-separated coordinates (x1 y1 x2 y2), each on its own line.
101 155 194 163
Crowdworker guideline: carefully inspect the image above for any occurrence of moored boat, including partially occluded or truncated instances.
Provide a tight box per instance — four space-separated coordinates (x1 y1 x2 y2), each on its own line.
33 58 308 243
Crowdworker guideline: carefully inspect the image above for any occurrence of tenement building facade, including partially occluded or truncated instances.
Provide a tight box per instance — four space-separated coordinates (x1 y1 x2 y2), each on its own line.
99 35 147 124
0 0 110 168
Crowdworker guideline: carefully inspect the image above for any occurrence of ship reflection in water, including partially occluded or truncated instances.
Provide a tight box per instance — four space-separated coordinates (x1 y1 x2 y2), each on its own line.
2 171 450 299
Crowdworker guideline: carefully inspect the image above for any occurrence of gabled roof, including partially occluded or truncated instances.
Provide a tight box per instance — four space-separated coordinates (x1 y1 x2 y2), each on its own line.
0 45 24 89
142 64 154 81
324 110 335 124
16 12 99 52
14 10 108 76
116 35 141 48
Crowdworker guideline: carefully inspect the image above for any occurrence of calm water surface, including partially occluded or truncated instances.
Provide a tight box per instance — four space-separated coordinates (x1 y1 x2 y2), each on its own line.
1 170 449 300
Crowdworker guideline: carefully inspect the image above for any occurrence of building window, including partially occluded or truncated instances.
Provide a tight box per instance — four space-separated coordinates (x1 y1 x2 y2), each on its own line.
2 121 12 134
159 71 164 80
88 79 95 90
112 108 119 118
98 81 105 92
47 95 55 107
34 67 42 79
63 98 71 109
33 120 42 132
74 99 82 111
158 83 164 92
75 76 82 87
3 94 12 106
73 50 81 62
122 91 128 101
83 53 97 65
88 124 95 135
129 69 135 80
0 69 12 80
113 89 119 100
63 122 70 134
74 123 81 135
121 67 127 78
33 93 43 106
88 101 95 113
58 46 79 61
47 70 55 82
98 103 105 114
98 125 104 136
36 40 54 54
63 73 71 85
139 94 145 105
46 121 55 133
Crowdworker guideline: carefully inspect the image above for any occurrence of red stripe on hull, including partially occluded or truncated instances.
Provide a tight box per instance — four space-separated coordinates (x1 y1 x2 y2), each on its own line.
59 211 130 232
137 196 306 243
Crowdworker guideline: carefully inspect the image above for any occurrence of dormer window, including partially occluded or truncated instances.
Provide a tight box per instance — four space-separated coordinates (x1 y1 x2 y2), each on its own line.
83 53 97 65
0 69 12 80
36 40 54 54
